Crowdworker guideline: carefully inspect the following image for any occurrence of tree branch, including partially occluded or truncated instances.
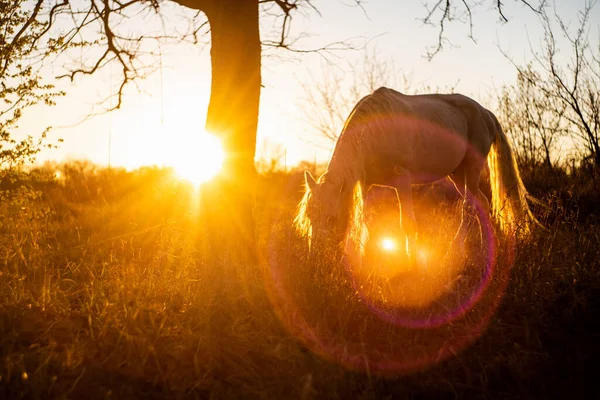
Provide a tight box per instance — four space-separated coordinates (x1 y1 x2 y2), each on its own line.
1 0 45 76
422 0 545 60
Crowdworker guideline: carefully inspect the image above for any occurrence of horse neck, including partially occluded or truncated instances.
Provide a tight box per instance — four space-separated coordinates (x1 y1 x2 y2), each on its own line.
321 128 363 241
326 118 364 190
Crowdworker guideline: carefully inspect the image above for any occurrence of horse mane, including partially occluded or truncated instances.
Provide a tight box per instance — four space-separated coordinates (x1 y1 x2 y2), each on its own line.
294 182 312 239
336 90 399 252
346 181 369 255
295 88 398 250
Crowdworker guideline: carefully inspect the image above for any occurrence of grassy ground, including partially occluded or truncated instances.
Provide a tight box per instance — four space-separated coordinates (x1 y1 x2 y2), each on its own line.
1 162 599 399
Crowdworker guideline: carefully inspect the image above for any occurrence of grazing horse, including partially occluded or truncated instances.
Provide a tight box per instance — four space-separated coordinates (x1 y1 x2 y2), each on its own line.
294 87 537 258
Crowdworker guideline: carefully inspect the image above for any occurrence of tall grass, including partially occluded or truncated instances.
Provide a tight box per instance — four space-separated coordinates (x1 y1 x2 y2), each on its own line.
0 161 599 399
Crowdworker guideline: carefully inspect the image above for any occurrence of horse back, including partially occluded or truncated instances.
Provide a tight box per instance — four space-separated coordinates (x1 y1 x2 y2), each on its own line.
362 89 495 183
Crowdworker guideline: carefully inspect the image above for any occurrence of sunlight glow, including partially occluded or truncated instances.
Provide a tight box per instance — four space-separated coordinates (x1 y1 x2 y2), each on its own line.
380 237 397 252
170 132 225 185
417 247 430 264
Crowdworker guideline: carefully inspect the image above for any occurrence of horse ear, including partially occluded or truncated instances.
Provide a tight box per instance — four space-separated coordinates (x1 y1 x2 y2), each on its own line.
304 170 317 192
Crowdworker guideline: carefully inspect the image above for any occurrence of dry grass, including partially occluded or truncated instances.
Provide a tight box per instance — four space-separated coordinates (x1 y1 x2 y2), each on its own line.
1 162 599 399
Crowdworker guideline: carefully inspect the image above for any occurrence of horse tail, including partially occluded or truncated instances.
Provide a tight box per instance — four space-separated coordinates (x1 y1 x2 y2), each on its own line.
487 114 538 236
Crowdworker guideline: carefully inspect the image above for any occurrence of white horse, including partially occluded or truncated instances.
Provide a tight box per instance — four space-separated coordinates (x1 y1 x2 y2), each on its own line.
295 87 537 258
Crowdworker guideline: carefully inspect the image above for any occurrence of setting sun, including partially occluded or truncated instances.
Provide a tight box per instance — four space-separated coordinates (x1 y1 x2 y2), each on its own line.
169 132 225 185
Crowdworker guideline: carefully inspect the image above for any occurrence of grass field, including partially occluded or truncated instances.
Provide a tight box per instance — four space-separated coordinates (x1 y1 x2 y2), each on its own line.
1 161 599 399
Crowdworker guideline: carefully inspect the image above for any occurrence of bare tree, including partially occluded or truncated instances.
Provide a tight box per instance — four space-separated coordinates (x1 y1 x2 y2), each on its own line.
496 67 567 172
421 0 546 60
504 1 600 172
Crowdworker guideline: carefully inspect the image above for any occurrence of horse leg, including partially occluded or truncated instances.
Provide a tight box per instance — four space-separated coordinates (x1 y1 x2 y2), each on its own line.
392 173 417 262
450 166 487 255
449 171 469 251
465 173 485 244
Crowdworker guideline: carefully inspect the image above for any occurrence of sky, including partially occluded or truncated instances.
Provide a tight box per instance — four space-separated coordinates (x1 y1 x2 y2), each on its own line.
15 0 600 170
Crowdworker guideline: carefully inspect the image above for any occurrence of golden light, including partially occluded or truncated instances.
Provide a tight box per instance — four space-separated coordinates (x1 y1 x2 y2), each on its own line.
170 132 225 185
355 234 468 309
417 246 430 264
380 237 397 252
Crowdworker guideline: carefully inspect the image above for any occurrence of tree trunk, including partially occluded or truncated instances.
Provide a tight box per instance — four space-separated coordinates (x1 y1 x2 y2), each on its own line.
200 0 261 272
168 0 262 307
204 0 261 179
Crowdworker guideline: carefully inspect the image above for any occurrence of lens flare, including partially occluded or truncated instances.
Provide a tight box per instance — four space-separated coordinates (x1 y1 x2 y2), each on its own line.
265 117 517 378
380 237 397 251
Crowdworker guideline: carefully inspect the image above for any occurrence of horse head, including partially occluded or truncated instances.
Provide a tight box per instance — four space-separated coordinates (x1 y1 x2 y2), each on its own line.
297 170 349 244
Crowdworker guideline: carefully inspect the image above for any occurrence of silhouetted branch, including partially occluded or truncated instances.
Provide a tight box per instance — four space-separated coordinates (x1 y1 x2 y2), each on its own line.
496 0 509 22
53 0 204 113
499 1 600 169
260 0 367 53
422 0 545 60
169 0 210 11
422 0 455 60
46 0 368 115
